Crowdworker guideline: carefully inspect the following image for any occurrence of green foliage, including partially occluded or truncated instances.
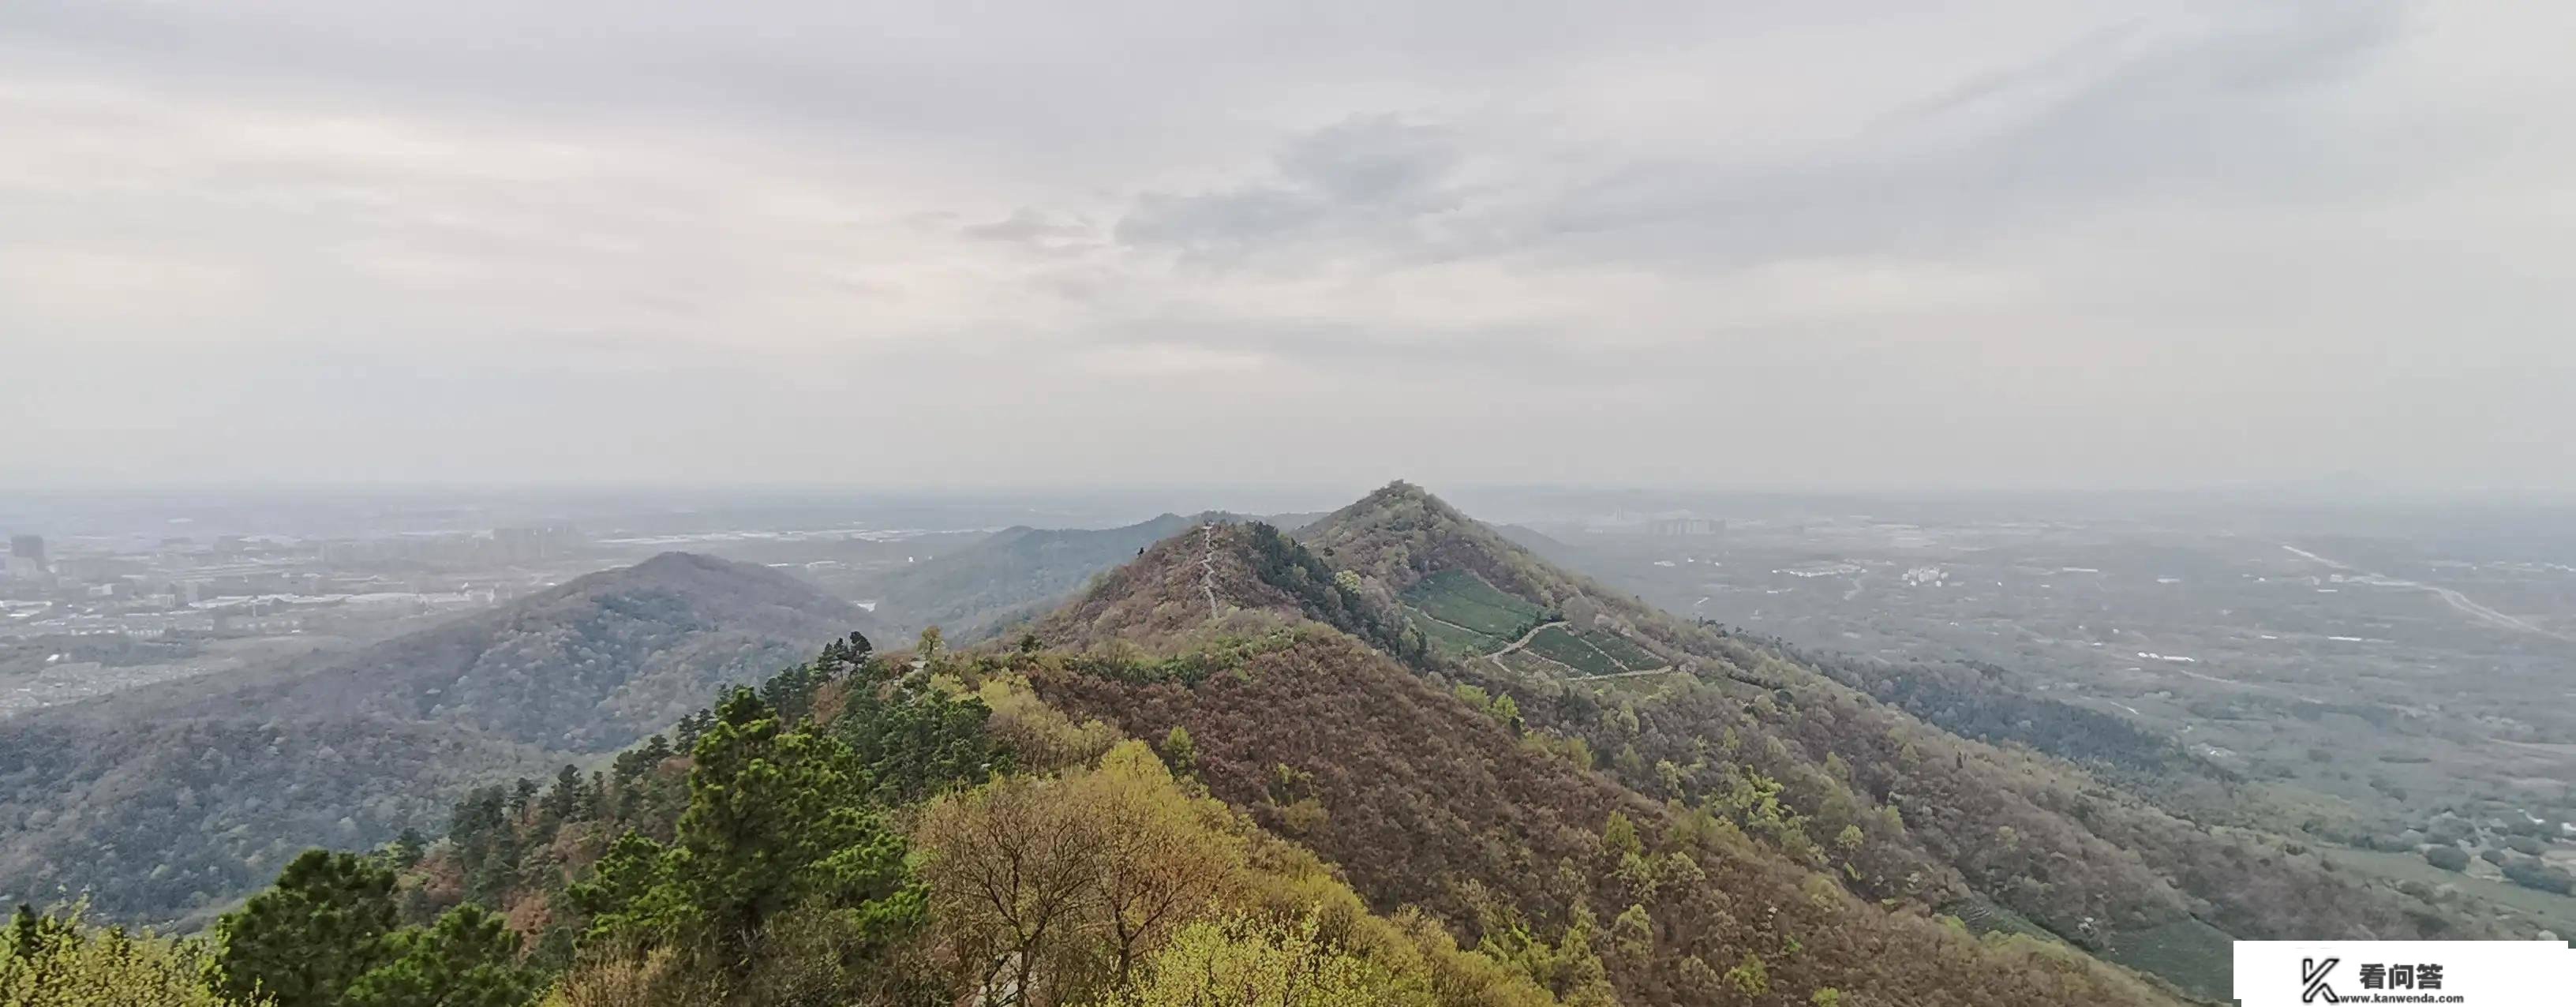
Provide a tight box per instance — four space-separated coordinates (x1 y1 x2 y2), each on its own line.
1570 631 1661 673
1116 912 1420 1007
1416 616 1505 658
1244 523 1428 665
591 687 922 970
1161 726 1199 776
1601 812 1642 860
1400 570 1544 640
343 906 540 1007
1471 904 1614 1006
1 904 259 1006
212 853 539 1007
212 851 400 1007
1608 904 1652 960
832 676 1009 804
1723 953 1769 996
1523 627 1625 677
566 832 686 949
1454 684 1525 732
1068 628 1305 687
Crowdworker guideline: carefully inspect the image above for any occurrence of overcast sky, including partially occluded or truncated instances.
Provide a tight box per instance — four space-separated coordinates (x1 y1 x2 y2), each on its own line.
5 2 2571 494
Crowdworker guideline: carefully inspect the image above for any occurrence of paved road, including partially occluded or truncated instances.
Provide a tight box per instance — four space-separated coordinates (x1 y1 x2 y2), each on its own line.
2281 544 2572 642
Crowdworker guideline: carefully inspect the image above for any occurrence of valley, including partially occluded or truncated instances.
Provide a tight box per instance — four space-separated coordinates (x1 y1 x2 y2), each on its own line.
6 483 2567 1005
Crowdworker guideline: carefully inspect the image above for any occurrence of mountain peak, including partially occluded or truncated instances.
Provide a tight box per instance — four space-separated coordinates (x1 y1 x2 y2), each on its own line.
1037 521 1286 646
1302 481 1556 601
1035 518 1428 662
1354 478 1448 513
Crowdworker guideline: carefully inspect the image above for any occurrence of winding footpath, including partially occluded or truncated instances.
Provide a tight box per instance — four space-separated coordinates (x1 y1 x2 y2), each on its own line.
1200 524 1220 619
1488 619 1564 657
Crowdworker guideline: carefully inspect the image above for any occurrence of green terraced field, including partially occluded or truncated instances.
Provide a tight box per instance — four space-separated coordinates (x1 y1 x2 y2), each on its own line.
1581 629 1664 670
2097 917 2234 1003
1413 610 1504 657
1401 569 1544 637
1947 895 2230 1003
1944 894 2056 942
1526 624 1624 676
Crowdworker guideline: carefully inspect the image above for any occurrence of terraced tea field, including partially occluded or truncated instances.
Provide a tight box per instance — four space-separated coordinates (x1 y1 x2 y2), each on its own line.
1946 894 2230 1002
1401 569 1544 639
1526 624 1624 675
1579 628 1664 670
1418 615 1501 658
1522 624 1668 676
1398 569 1672 677
2096 918 2233 1003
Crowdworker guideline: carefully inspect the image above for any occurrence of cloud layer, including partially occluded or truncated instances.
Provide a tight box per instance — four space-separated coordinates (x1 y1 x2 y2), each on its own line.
6 1 2572 493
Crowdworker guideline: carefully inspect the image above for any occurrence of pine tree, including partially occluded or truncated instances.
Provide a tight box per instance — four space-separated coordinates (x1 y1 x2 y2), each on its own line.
542 765 583 821
342 905 540 1007
390 829 429 868
7 904 44 960
212 850 399 1007
669 687 919 971
578 771 606 820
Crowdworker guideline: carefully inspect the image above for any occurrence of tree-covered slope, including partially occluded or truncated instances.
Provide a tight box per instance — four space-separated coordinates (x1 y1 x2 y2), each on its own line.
1288 482 2508 998
1028 627 2173 1006
245 597 2170 1006
227 552 871 751
0 552 865 926
999 519 2176 1005
872 513 1204 640
13 489 2510 1005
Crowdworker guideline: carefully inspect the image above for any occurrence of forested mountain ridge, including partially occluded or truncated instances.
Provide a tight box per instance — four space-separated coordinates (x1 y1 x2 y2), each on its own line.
223 551 872 751
132 530 2174 1006
870 509 1333 642
1286 482 2511 997
871 512 1206 641
1020 526 2178 1005
13 488 2522 1005
0 552 868 926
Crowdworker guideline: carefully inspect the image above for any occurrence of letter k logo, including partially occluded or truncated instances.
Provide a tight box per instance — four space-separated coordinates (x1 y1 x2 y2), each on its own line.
2302 957 2340 1004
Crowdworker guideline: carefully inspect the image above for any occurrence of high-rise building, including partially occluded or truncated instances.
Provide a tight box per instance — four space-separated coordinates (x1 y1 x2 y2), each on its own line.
6 534 45 579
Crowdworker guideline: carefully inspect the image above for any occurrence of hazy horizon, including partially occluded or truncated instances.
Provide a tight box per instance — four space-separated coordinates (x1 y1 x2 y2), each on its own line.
9 2 2574 493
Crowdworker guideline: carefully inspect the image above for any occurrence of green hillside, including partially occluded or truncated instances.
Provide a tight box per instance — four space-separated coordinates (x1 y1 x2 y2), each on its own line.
17 484 2518 1006
140 526 2175 1007
0 552 867 927
868 512 1203 639
1294 481 2505 997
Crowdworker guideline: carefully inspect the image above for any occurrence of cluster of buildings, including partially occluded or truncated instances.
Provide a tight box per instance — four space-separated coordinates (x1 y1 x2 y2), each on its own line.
0 526 590 642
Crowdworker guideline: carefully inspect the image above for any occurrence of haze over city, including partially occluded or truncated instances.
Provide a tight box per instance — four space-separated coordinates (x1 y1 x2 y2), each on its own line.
9 2 2575 493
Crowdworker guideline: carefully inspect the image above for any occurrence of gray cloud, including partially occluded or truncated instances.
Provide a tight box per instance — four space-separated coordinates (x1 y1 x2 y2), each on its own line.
1114 116 1466 264
6 1 2573 494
